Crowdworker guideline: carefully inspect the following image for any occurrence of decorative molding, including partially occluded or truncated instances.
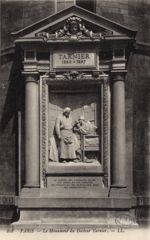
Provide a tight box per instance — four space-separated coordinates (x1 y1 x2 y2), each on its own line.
35 16 113 42
22 71 39 75
41 79 48 187
44 71 105 82
102 76 109 187
64 71 85 81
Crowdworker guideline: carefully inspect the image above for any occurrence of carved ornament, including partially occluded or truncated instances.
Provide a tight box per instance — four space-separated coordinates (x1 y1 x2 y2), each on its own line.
35 16 113 41
41 80 48 187
102 77 109 187
43 71 107 81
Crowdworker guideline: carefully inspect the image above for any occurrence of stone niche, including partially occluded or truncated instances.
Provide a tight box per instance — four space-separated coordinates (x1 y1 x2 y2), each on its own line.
12 6 137 225
40 72 108 198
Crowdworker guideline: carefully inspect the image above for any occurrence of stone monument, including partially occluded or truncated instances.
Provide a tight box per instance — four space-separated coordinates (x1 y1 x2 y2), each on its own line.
11 6 137 227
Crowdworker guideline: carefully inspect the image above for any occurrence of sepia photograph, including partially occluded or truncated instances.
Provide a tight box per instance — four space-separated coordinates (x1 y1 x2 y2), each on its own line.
0 0 150 239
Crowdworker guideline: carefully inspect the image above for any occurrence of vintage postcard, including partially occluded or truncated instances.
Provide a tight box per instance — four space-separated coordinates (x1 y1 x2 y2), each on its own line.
0 0 149 239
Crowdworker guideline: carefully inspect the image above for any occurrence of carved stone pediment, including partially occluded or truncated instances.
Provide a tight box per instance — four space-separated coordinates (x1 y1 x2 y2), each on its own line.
12 5 136 43
35 16 113 41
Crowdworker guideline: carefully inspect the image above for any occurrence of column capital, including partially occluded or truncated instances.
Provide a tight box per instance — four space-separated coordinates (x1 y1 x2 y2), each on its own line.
111 71 127 82
22 72 39 83
100 74 109 84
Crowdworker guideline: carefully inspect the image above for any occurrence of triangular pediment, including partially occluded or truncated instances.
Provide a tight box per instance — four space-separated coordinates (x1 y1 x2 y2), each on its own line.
12 5 136 42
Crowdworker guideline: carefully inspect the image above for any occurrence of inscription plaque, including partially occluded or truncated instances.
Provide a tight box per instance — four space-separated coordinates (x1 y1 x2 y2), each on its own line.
53 51 96 68
51 177 99 188
47 176 103 198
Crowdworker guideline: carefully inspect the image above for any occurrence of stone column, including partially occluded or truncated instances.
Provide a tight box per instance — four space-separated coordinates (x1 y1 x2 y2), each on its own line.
24 73 40 187
111 73 126 187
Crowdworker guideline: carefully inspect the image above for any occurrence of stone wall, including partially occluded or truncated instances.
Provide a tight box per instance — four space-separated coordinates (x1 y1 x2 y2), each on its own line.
1 0 55 49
